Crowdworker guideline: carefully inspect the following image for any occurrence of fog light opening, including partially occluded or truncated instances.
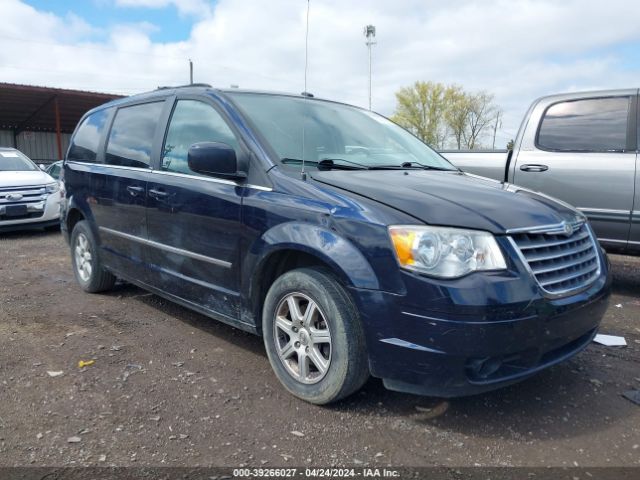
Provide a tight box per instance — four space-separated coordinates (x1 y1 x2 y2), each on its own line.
466 356 504 379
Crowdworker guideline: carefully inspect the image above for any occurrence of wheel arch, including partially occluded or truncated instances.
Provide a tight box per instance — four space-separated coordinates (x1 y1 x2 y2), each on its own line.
242 222 379 333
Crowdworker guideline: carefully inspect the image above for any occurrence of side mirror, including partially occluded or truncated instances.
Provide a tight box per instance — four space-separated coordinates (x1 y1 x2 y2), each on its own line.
39 164 47 171
187 142 246 180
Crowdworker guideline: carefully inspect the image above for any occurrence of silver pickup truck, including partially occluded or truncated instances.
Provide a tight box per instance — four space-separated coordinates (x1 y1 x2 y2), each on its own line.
441 88 639 255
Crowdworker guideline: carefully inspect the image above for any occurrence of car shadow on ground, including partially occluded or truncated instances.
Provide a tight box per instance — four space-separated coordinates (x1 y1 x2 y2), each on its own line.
102 255 637 442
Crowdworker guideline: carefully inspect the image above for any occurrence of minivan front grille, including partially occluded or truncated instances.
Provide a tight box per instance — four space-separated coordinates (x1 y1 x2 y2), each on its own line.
510 221 600 297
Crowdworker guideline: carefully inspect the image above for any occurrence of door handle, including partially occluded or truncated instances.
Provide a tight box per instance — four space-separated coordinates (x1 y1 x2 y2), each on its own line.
148 188 169 199
520 164 549 172
126 185 145 196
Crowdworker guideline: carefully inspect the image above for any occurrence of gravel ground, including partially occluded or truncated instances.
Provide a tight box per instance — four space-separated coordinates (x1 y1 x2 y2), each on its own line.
0 229 639 467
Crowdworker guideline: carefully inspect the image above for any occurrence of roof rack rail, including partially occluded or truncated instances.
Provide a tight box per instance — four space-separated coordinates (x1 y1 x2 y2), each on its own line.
156 83 212 90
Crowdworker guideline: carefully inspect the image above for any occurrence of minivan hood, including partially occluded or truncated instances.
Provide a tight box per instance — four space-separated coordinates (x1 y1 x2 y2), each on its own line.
0 170 54 188
311 170 580 234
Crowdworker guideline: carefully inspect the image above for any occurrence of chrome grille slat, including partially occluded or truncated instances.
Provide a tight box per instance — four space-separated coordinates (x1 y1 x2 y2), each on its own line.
0 185 48 205
523 239 593 263
510 222 600 297
537 260 599 287
516 229 590 250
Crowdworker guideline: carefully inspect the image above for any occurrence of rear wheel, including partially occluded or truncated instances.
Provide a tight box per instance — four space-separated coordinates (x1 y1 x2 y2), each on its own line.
70 220 116 293
262 267 369 404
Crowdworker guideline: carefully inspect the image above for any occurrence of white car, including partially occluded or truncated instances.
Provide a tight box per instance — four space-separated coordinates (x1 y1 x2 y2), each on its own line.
0 148 62 232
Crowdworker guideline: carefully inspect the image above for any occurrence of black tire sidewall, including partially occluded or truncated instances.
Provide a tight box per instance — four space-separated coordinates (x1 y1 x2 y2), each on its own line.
262 267 365 404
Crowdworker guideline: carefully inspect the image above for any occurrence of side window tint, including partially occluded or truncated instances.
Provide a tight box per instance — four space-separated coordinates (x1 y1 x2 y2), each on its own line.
537 97 630 152
67 109 110 163
162 100 239 175
106 102 164 168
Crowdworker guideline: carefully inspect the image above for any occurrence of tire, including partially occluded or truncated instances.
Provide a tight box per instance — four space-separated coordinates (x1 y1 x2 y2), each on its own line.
70 220 116 293
262 267 369 404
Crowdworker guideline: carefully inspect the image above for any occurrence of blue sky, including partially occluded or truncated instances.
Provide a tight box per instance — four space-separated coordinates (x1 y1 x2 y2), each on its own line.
3 0 640 147
24 0 195 42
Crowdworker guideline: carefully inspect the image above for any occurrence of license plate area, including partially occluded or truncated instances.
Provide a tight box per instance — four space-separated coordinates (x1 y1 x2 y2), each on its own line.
5 205 28 217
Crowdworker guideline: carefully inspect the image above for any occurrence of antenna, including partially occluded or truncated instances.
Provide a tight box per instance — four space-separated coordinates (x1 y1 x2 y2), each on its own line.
189 58 193 85
301 0 310 180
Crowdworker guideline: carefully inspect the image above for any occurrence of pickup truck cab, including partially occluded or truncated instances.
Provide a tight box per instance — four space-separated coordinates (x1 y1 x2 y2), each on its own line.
61 85 610 404
442 89 639 254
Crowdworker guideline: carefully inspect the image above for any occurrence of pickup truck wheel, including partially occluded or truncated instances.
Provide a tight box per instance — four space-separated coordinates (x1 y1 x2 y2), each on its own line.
262 267 369 404
70 220 116 293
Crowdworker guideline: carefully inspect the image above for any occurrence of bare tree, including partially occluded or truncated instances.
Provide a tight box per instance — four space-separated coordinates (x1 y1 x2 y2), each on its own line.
461 91 500 150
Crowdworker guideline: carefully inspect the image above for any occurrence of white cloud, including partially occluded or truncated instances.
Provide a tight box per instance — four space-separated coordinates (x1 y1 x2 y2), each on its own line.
1 0 640 146
113 0 212 17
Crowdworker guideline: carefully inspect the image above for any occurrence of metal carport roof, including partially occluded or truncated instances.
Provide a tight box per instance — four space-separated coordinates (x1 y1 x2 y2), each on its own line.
0 82 123 158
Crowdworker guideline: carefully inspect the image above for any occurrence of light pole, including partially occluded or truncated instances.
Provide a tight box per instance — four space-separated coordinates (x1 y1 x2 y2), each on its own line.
364 25 376 110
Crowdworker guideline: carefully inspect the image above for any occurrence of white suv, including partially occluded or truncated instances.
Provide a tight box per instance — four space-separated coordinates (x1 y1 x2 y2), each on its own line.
0 148 62 232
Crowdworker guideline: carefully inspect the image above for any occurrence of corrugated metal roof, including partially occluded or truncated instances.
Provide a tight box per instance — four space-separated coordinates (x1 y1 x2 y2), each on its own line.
0 82 124 133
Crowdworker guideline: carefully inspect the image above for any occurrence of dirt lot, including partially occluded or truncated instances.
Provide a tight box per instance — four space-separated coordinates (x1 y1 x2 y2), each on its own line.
0 229 639 468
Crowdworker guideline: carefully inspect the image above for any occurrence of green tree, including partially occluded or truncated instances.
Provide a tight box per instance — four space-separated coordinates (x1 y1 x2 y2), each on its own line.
392 83 501 150
444 86 470 150
391 81 451 148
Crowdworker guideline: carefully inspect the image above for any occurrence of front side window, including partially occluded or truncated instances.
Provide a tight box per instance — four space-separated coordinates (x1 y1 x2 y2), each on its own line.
67 109 110 163
161 100 239 175
537 97 630 152
106 102 164 168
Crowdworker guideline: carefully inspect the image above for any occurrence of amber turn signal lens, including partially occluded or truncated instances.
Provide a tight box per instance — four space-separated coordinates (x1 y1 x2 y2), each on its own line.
389 228 416 266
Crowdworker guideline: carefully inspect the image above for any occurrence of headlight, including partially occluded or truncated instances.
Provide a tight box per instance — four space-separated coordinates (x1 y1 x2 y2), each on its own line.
45 183 60 194
388 225 507 278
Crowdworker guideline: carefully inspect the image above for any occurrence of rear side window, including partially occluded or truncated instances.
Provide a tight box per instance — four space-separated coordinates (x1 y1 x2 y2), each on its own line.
537 97 630 152
67 109 110 163
161 100 239 175
106 102 164 168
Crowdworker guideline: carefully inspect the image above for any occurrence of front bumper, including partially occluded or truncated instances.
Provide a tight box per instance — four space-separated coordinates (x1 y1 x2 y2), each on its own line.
351 248 612 397
0 191 61 232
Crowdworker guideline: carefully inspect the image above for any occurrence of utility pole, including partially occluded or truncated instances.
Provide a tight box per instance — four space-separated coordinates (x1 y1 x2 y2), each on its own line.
189 59 193 85
492 111 501 150
364 25 376 111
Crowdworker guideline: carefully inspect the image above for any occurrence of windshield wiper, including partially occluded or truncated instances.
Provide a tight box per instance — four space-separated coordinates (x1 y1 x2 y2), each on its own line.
281 158 368 170
397 161 457 171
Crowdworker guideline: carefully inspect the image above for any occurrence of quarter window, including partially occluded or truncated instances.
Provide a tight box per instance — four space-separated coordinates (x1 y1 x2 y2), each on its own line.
537 97 630 152
105 102 164 168
67 109 110 163
161 100 239 175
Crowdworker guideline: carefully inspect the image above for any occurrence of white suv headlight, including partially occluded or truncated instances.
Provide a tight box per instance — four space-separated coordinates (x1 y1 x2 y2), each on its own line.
45 183 60 194
388 225 507 278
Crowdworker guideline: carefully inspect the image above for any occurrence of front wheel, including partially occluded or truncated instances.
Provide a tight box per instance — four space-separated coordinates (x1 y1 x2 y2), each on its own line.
70 220 116 293
262 267 369 404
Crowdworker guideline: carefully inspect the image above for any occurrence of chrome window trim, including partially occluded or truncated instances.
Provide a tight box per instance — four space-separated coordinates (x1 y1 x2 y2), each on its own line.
66 160 151 173
507 223 601 299
99 226 232 269
151 169 272 192
65 160 272 191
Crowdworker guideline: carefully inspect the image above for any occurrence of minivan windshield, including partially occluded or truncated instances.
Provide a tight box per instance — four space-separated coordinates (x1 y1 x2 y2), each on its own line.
0 150 38 172
228 93 456 171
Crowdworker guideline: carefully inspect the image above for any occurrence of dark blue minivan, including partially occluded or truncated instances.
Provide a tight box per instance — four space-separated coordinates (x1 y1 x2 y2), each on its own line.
61 85 611 404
